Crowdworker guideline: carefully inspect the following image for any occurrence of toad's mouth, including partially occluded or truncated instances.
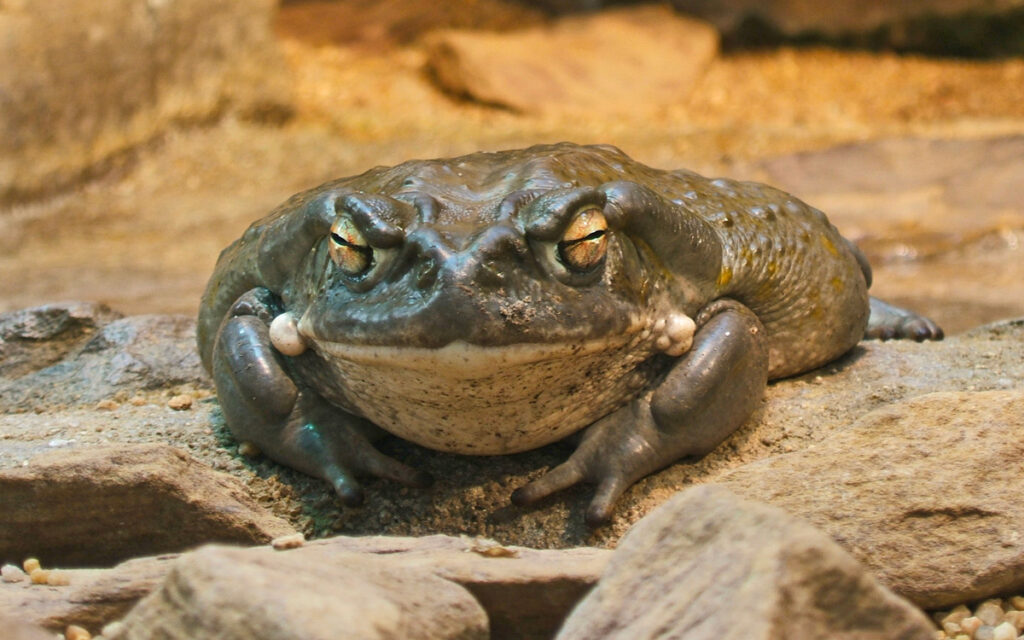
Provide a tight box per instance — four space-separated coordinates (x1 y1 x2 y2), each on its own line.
310 334 643 377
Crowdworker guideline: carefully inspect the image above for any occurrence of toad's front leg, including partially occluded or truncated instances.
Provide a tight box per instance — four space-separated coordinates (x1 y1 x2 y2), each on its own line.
211 287 431 506
512 299 768 525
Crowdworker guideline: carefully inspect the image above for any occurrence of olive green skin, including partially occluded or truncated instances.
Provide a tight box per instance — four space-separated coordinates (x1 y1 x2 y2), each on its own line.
197 143 939 524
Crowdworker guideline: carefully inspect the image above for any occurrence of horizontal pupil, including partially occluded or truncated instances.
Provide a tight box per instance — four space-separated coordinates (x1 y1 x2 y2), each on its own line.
331 233 372 256
561 229 605 247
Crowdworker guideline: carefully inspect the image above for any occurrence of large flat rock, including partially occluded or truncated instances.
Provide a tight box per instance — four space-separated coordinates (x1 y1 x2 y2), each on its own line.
425 6 718 114
720 389 1024 609
0 443 296 567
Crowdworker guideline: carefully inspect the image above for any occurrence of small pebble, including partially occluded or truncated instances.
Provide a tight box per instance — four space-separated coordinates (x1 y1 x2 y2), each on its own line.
30 568 50 584
978 601 1006 626
23 557 41 573
960 617 983 636
991 621 1017 640
65 625 91 640
943 605 973 627
1010 596 1024 611
167 394 193 411
977 625 998 640
128 395 147 406
1 564 26 582
238 441 261 458
94 399 119 411
271 533 305 550
100 621 125 639
1005 610 1024 632
943 621 962 635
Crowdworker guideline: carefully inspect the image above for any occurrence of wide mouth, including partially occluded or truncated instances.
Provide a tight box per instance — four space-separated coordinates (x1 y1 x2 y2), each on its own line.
309 332 645 377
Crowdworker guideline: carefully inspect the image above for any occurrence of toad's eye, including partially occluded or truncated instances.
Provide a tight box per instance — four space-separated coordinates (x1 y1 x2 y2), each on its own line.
329 215 373 276
557 207 608 272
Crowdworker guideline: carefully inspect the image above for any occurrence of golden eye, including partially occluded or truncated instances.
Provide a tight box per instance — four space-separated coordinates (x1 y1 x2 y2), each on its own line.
557 207 608 272
329 215 373 276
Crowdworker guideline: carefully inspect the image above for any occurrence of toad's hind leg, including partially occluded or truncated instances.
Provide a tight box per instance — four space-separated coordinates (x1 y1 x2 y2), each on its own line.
211 288 431 505
866 297 944 341
512 300 768 525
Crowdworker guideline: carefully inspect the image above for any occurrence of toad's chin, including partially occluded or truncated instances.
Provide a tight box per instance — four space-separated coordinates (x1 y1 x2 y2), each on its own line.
303 333 659 455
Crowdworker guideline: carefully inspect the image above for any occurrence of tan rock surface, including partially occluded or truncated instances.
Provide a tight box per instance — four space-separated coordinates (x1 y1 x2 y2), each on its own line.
1 534 608 637
0 443 296 567
557 484 935 640
0 613 53 640
0 0 290 204
720 389 1024 609
425 6 719 114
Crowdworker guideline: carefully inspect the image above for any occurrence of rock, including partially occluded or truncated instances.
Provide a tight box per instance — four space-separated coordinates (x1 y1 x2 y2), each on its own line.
557 484 935 640
115 544 481 640
1 534 608 638
0 554 176 634
719 389 1024 609
0 0 291 204
0 305 208 411
0 443 297 567
341 535 608 640
425 5 718 114
0 612 53 640
0 302 123 380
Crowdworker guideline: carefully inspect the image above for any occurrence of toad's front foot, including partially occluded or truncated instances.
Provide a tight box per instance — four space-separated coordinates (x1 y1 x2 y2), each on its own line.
212 288 432 505
513 300 769 526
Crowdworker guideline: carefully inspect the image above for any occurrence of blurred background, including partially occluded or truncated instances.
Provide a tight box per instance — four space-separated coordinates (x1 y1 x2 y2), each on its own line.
1 0 1022 334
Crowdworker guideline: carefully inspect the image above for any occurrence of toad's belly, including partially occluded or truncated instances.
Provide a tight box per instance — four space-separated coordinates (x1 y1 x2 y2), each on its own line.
306 336 659 455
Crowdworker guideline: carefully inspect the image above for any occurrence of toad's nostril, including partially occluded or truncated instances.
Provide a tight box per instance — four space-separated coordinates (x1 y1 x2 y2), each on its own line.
415 258 439 289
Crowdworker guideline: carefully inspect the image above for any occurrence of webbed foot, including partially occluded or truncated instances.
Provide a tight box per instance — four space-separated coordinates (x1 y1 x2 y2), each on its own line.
513 300 769 526
866 297 944 341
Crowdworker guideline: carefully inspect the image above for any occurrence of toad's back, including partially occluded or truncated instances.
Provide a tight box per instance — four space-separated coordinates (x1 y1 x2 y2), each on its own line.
651 168 870 378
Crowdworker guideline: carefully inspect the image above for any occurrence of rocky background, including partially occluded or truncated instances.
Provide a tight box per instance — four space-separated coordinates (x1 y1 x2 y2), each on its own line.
1 1 1023 638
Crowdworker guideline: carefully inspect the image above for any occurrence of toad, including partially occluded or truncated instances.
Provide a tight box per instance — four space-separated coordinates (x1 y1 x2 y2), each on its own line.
197 143 941 524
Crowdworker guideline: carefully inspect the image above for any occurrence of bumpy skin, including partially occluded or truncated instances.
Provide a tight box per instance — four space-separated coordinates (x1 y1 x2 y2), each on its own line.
198 143 942 524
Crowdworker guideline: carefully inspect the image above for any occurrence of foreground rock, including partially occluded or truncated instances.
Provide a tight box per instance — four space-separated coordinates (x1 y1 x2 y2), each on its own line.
8 535 608 639
0 0 290 204
0 443 296 567
115 545 489 640
558 485 935 640
720 389 1024 609
425 5 718 114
